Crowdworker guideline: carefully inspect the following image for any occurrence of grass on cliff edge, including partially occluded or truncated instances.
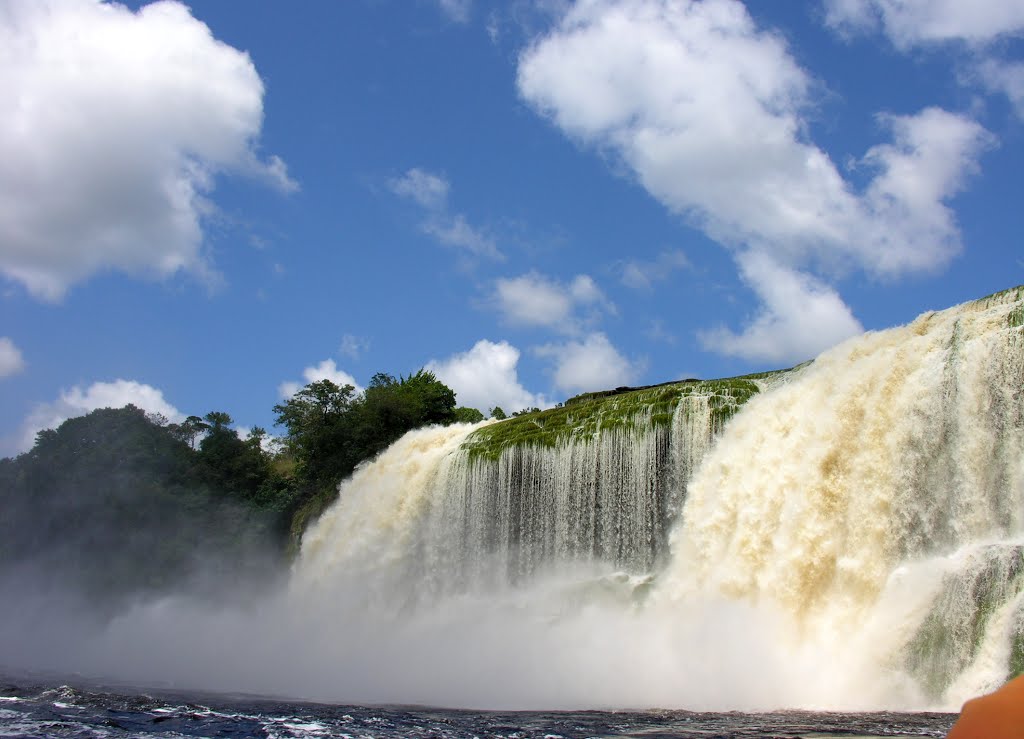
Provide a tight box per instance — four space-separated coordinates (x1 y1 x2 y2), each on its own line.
461 369 798 462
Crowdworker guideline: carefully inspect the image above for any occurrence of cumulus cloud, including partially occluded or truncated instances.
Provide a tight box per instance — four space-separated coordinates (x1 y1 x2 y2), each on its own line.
858 108 994 274
279 359 363 400
17 379 183 453
0 338 25 378
517 0 992 358
426 339 546 413
534 332 640 394
0 0 294 301
620 249 690 290
699 251 864 364
824 0 1024 47
390 168 503 261
494 272 612 333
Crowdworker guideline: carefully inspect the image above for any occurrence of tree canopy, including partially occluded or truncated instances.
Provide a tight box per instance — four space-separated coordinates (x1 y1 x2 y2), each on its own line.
0 367 476 600
271 369 461 541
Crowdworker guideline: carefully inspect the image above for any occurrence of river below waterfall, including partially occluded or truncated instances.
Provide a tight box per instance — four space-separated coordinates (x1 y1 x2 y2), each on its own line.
0 674 956 739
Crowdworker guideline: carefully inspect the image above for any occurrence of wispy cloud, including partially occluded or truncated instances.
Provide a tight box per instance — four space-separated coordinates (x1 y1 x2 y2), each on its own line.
423 215 502 260
437 0 472 24
339 334 370 361
389 168 450 209
0 337 25 379
824 0 1024 118
619 250 690 290
390 168 504 262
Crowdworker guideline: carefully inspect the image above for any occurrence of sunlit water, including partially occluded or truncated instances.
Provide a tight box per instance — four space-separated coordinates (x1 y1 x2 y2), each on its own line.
0 674 955 739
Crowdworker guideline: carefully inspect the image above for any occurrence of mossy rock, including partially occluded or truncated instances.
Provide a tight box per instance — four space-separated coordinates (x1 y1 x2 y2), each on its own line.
461 370 793 462
904 545 1024 700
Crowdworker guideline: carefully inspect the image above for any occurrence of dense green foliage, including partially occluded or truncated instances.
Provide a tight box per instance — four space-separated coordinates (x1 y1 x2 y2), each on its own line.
0 368 465 598
271 369 459 549
0 406 283 605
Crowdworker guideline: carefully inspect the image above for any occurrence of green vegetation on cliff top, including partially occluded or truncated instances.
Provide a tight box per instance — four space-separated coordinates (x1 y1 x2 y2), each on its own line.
460 370 797 462
459 283 1024 464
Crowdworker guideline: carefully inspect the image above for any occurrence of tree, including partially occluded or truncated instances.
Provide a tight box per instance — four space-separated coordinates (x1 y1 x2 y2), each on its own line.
272 379 357 489
353 369 457 459
489 406 507 420
0 405 279 601
453 407 484 423
168 415 209 449
197 411 274 500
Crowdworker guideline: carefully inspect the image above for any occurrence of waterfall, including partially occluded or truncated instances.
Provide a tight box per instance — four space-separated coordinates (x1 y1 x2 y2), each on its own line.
290 286 1024 710
295 382 752 599
656 286 1024 705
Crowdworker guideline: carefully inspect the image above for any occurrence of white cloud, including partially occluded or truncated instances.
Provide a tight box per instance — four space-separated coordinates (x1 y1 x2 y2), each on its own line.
534 332 641 394
824 0 1024 118
493 272 612 333
339 334 370 360
0 0 294 302
426 339 546 413
517 0 992 358
858 108 994 274
620 249 690 290
518 1 991 278
423 214 502 259
389 168 450 210
438 0 472 24
279 359 363 400
17 379 183 453
824 0 1024 47
0 337 25 378
644 319 677 345
390 167 503 260
979 58 1024 119
698 250 864 364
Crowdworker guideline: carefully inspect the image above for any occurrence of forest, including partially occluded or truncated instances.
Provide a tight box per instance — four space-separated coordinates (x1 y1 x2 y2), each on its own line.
0 370 492 605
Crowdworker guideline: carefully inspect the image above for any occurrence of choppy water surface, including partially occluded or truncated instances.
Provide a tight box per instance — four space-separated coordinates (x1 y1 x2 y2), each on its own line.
0 675 955 739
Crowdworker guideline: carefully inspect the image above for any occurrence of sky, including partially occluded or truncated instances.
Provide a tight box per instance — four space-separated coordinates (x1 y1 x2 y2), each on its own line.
1 0 1022 455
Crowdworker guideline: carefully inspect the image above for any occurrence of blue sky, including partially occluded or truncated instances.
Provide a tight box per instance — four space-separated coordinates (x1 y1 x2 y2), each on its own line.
1 0 1022 454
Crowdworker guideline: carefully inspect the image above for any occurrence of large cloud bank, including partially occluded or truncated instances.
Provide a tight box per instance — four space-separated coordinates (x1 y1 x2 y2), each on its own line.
517 0 993 362
0 0 294 301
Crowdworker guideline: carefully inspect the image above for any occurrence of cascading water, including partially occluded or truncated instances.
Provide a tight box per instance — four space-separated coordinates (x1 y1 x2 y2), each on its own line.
290 286 1024 710
656 286 1024 706
295 382 747 599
